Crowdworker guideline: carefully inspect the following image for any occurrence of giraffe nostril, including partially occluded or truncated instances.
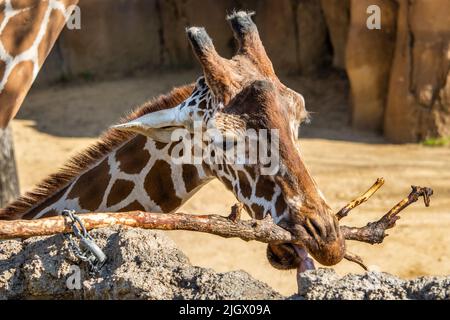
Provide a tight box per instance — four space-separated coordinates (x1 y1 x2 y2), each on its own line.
304 218 318 239
307 217 326 239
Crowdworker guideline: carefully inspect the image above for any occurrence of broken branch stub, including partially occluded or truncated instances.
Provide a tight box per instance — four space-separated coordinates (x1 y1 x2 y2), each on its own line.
336 178 385 220
340 186 433 244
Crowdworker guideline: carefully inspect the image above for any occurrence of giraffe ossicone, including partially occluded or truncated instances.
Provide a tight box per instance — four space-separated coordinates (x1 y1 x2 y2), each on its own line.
1 10 346 271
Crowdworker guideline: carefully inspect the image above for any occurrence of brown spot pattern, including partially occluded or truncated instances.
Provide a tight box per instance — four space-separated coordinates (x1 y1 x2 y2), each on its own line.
115 135 150 174
107 179 134 207
182 165 201 193
0 60 5 84
167 141 182 156
144 160 182 212
154 141 167 150
202 163 212 176
275 194 287 217
228 165 237 180
0 5 4 27
0 60 34 128
223 164 229 175
198 100 207 110
22 185 68 219
244 165 256 181
220 176 234 192
1 1 47 57
11 0 41 9
238 171 252 198
68 158 111 211
118 200 146 212
39 209 59 219
251 203 265 220
255 177 275 201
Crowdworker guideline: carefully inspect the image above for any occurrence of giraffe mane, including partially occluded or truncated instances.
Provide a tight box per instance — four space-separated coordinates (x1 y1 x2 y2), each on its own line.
0 83 195 219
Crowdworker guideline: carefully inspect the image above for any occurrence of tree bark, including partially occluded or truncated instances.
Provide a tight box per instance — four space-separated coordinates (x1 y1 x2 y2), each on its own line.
0 127 19 208
0 184 432 243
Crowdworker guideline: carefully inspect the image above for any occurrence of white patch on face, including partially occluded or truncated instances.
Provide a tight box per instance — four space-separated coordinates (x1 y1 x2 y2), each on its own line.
286 194 304 211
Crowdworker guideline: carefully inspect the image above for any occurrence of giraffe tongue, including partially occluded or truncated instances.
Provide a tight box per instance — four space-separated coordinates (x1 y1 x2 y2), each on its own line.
293 245 315 294
293 245 315 273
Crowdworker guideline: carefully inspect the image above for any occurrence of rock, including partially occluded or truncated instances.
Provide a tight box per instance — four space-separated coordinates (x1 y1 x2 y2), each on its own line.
158 0 234 68
293 268 450 300
36 0 333 82
320 0 350 69
0 227 282 300
1 228 449 300
245 0 299 72
384 0 450 142
18 0 450 143
57 0 161 78
346 0 397 132
296 0 330 73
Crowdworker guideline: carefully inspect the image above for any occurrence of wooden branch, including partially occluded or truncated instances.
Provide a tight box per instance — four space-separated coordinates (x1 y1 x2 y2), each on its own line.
0 186 433 262
344 251 368 271
336 178 385 220
0 211 295 243
340 186 433 244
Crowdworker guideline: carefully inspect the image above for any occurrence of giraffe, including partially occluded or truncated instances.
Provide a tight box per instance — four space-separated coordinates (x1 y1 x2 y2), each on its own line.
0 0 79 129
0 11 345 271
0 0 78 207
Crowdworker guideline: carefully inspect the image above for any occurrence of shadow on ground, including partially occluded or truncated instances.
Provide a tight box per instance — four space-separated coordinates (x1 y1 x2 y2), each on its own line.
16 69 385 144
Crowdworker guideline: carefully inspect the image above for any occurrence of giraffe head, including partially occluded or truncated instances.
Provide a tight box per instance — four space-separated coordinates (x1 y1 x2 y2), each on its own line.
113 11 345 268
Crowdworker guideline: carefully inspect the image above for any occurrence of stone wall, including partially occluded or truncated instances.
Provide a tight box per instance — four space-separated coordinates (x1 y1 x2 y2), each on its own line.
0 227 283 299
38 0 332 85
383 0 450 142
346 0 450 142
36 0 450 142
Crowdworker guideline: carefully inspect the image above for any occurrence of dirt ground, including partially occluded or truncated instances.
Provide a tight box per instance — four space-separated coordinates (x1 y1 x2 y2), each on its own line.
10 70 450 296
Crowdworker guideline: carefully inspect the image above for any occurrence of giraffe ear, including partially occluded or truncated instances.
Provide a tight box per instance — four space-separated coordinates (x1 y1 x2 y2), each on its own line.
111 106 193 143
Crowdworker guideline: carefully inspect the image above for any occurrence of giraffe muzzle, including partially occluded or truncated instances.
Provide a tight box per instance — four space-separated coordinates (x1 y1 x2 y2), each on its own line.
290 215 346 266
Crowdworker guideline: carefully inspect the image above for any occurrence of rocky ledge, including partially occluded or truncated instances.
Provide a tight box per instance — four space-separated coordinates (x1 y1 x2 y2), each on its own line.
0 227 448 300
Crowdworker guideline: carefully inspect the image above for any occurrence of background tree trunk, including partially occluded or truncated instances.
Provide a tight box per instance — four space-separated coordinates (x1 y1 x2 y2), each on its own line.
0 127 19 208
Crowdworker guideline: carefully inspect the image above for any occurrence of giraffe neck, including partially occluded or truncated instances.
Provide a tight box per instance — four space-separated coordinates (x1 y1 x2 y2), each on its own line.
0 0 79 128
22 134 213 219
211 163 287 223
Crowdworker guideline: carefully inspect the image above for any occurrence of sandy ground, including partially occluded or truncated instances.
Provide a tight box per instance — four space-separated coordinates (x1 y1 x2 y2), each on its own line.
10 70 450 296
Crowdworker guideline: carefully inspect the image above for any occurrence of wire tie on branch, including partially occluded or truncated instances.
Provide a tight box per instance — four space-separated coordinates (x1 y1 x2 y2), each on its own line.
62 209 107 273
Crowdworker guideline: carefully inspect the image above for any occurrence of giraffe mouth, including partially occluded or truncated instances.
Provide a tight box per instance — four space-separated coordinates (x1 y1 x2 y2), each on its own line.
279 222 346 270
